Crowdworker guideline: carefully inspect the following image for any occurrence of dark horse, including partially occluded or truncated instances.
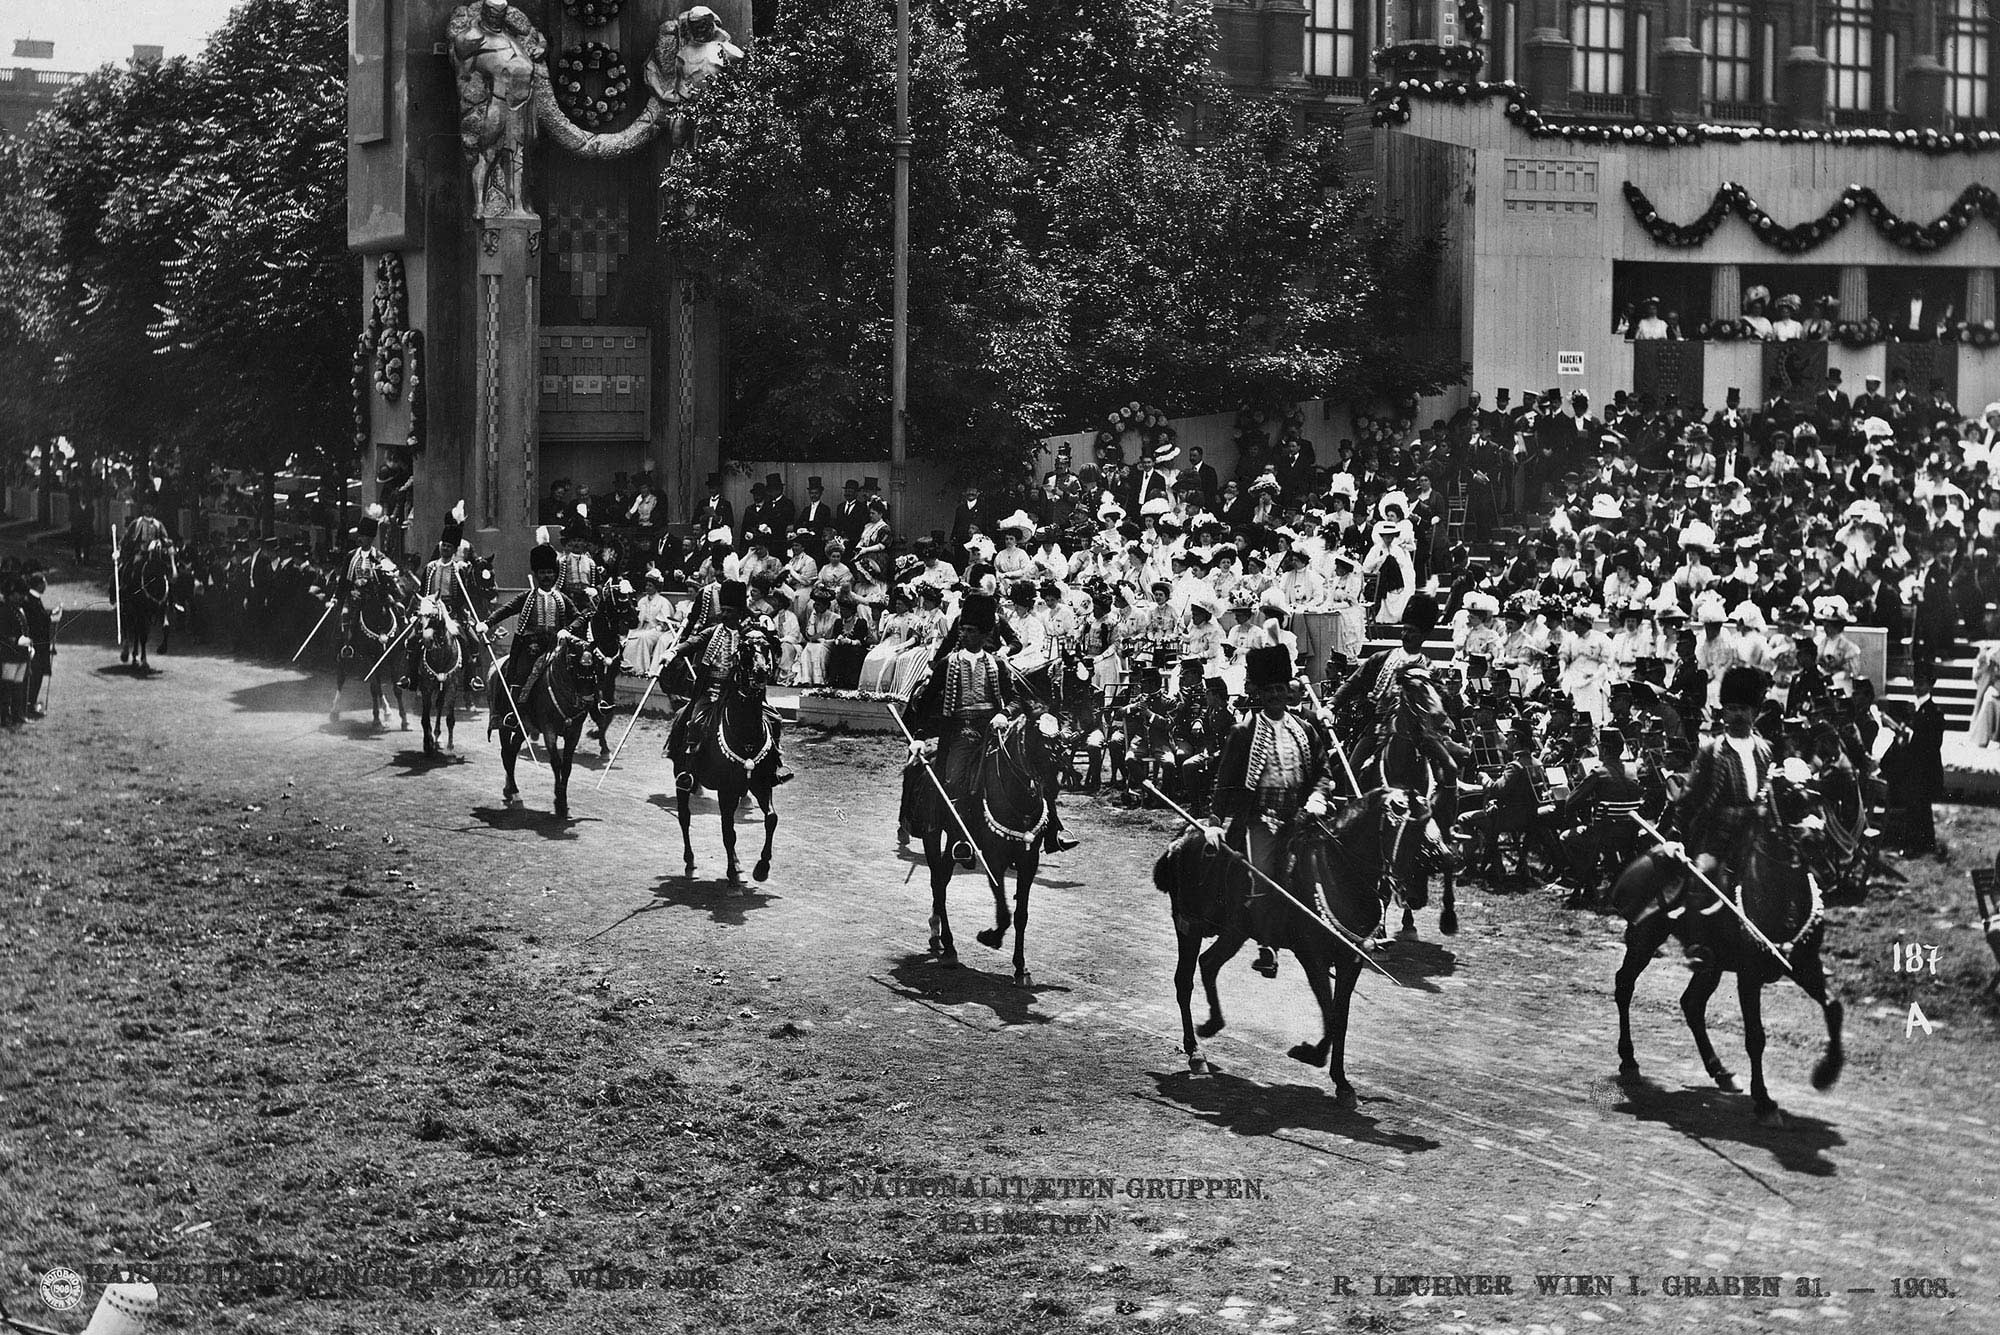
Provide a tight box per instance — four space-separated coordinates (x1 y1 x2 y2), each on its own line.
902 710 1056 986
672 626 780 882
331 575 409 729
117 545 174 670
1153 787 1454 1106
496 637 595 819
410 595 463 755
1609 793 1846 1127
1347 668 1464 940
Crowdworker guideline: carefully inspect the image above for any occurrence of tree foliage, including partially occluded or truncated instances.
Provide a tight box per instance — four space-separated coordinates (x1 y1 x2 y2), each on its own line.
1 0 355 493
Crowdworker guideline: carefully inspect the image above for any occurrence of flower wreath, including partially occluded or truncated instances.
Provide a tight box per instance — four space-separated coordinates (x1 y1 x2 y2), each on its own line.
369 254 408 401
1094 401 1175 467
555 42 632 130
562 0 623 27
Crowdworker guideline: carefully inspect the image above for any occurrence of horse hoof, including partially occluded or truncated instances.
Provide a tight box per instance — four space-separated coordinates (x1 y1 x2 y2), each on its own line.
975 928 1004 951
555 805 568 821
752 859 770 883
1617 1058 1642 1082
939 950 958 969
1333 1084 1358 1110
1711 1068 1740 1093
1755 1104 1788 1129
1395 925 1419 941
1187 1054 1209 1075
1439 908 1459 935
1288 1042 1328 1068
1195 1017 1224 1040
1014 972 1032 988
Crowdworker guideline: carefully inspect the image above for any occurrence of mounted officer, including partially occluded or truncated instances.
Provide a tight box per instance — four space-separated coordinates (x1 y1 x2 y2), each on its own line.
405 511 483 693
477 540 588 735
662 578 793 789
1651 665 1773 966
556 514 600 609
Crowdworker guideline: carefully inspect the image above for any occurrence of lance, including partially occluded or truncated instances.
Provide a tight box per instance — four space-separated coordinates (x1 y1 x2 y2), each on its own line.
292 599 335 664
601 602 696 787
1144 781 1401 986
458 568 541 768
1631 811 1806 985
363 617 418 681
1302 678 1364 796
110 528 124 648
886 701 1005 895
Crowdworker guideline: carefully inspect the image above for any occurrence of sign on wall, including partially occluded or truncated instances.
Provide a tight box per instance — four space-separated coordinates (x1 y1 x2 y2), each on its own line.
1557 352 1585 376
539 326 650 441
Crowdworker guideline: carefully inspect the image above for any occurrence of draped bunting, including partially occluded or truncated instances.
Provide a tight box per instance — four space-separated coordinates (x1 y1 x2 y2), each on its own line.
1368 78 2000 154
1624 180 2000 254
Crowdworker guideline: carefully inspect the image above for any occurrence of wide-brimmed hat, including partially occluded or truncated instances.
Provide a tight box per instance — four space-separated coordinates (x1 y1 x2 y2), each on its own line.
1814 595 1851 625
1588 494 1622 521
1378 490 1411 520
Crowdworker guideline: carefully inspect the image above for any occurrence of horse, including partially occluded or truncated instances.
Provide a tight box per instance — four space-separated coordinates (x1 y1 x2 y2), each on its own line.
903 708 1058 986
1609 790 1846 1127
497 636 595 820
1153 787 1455 1107
1345 664 1466 939
117 545 174 670
672 625 781 881
409 595 464 755
331 575 409 729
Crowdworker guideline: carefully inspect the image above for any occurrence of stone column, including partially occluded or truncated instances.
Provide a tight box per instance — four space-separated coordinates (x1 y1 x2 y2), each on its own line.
1657 0 1706 119
1968 269 1996 324
1783 0 1831 128
1711 264 1743 320
1838 265 1869 324
473 216 542 583
1902 0 1949 128
1522 0 1575 112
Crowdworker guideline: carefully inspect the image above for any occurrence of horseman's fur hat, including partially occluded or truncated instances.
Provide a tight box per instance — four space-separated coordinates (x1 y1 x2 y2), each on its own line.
1719 665 1768 710
959 592 998 633
719 579 750 612
529 542 559 574
1402 590 1441 637
1245 644 1292 695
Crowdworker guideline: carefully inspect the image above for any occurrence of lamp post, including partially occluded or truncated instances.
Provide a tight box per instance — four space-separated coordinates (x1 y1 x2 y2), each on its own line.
890 0 911 518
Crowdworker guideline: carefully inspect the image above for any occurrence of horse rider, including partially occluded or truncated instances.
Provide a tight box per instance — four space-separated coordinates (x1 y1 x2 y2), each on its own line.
661 578 794 788
581 576 632 720
331 514 398 614
123 494 174 565
557 515 600 609
475 540 589 735
1208 643 1338 980
906 592 1017 855
405 514 483 693
1327 590 1467 836
1650 665 1773 967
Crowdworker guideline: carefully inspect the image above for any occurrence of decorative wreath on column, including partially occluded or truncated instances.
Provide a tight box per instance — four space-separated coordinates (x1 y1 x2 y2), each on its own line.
1458 1 1485 43
562 0 623 26
555 42 632 130
368 254 409 401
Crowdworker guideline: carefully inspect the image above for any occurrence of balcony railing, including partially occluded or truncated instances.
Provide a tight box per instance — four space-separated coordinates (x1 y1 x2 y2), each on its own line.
1565 91 1661 121
1831 106 1895 129
1306 74 1375 100
1703 99 1771 125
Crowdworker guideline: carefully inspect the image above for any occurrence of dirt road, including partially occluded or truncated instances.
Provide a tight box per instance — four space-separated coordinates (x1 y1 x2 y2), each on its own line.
3 607 1996 1334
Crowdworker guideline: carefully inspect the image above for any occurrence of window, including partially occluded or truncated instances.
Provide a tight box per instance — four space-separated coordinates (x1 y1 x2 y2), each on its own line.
1702 3 1755 105
1946 0 1994 121
1571 2 1626 95
1305 0 1364 79
1825 0 1875 111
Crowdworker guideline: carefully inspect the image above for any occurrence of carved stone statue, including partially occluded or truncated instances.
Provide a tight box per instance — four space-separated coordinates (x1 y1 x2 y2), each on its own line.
449 0 547 219
647 7 745 110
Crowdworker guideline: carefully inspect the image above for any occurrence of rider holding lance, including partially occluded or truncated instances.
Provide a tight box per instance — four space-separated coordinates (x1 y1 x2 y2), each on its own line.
1209 644 1337 980
478 540 588 736
405 510 482 693
662 579 793 788
1327 590 1467 837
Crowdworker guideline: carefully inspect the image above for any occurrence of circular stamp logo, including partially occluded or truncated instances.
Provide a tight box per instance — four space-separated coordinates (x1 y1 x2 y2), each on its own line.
39 1266 84 1311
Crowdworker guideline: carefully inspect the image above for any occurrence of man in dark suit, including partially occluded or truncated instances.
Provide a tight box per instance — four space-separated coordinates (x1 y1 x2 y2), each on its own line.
796 477 835 550
1813 368 1851 436
948 483 984 566
764 473 797 534
689 472 732 535
1851 373 1888 422
1127 452 1173 511
1184 444 1219 509
833 478 869 550
1883 666 1946 853
740 479 776 543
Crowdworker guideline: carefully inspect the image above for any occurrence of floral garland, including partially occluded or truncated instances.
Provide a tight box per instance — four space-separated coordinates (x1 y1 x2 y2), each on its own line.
801 688 906 703
351 331 372 453
562 0 622 26
368 254 408 400
1369 78 2000 153
403 329 426 452
1626 179 2000 255
555 42 631 130
1094 401 1175 467
1373 43 1484 79
1458 0 1486 43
